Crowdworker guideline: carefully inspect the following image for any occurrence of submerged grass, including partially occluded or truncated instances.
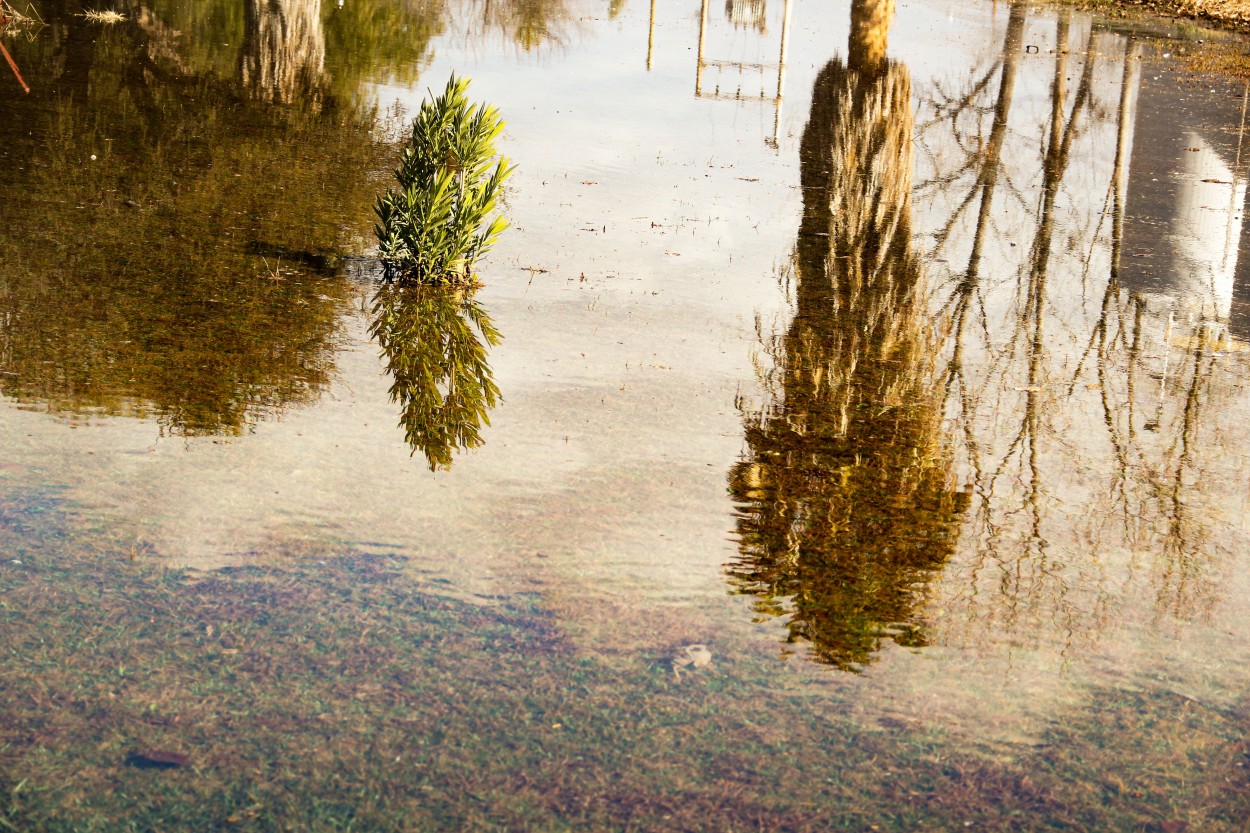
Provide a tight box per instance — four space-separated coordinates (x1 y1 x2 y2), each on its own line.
0 515 1248 831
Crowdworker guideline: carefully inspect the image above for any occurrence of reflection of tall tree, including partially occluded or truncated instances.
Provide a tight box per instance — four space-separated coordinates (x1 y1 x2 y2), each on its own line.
324 0 445 96
370 286 502 471
728 0 963 670
1094 40 1224 620
241 0 326 104
457 0 578 51
993 12 1094 561
914 12 1235 648
941 16 1106 641
935 4 1026 484
0 6 385 435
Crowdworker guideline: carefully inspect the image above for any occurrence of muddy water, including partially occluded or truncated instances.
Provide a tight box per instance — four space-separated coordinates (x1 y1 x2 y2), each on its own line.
3 0 1250 825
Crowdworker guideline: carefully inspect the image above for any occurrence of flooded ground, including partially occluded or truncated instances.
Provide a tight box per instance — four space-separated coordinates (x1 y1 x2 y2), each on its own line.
3 0 1250 829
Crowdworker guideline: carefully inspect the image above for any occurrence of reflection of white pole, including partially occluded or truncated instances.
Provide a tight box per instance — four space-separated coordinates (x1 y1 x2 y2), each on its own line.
647 0 656 70
1223 85 1249 282
1152 309 1174 430
1234 83 1248 176
696 0 709 95
770 0 792 148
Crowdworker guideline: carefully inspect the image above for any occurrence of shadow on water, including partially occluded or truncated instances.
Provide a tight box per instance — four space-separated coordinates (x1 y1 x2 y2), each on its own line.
369 284 502 470
728 0 965 671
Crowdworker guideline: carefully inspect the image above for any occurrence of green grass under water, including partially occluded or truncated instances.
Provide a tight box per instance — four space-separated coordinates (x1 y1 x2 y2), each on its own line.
0 528 1248 832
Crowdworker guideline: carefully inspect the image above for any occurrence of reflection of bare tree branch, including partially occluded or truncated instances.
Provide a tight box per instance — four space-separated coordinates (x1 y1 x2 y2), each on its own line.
916 6 1027 255
1060 39 1143 519
935 13 1120 647
884 0 1240 657
994 14 1096 534
941 5 1027 494
1149 328 1219 621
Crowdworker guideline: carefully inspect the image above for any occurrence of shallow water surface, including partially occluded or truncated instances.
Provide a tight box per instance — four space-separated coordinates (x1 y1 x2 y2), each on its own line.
3 0 1250 829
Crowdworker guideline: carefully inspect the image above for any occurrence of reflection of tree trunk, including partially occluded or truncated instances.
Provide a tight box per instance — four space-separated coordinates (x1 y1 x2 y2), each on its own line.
944 3 1026 480
241 0 325 104
1014 14 1093 544
1077 37 1141 502
1110 39 1141 289
965 4 1025 292
729 0 963 670
849 0 893 75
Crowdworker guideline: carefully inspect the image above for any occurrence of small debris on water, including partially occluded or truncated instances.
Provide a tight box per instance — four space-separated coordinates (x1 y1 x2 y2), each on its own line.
80 9 126 24
126 749 191 769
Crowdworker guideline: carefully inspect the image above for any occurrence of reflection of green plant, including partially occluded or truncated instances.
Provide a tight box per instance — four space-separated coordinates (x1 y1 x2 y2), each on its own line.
375 75 513 286
369 284 502 470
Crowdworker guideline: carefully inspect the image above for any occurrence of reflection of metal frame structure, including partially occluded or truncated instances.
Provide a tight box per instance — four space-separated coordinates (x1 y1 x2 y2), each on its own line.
693 0 792 147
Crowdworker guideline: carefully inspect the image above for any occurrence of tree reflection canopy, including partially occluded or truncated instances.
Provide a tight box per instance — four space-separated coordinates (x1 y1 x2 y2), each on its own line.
728 0 964 671
0 1 392 435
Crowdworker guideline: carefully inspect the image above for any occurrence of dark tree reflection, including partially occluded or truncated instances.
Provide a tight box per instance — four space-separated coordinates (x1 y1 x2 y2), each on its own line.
370 286 502 471
241 0 326 105
727 0 965 671
0 2 391 436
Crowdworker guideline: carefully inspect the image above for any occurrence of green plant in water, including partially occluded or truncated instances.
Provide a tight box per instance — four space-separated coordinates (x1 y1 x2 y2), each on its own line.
375 74 514 285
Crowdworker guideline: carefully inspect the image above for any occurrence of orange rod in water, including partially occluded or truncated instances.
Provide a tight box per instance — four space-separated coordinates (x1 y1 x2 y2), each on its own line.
0 39 30 94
